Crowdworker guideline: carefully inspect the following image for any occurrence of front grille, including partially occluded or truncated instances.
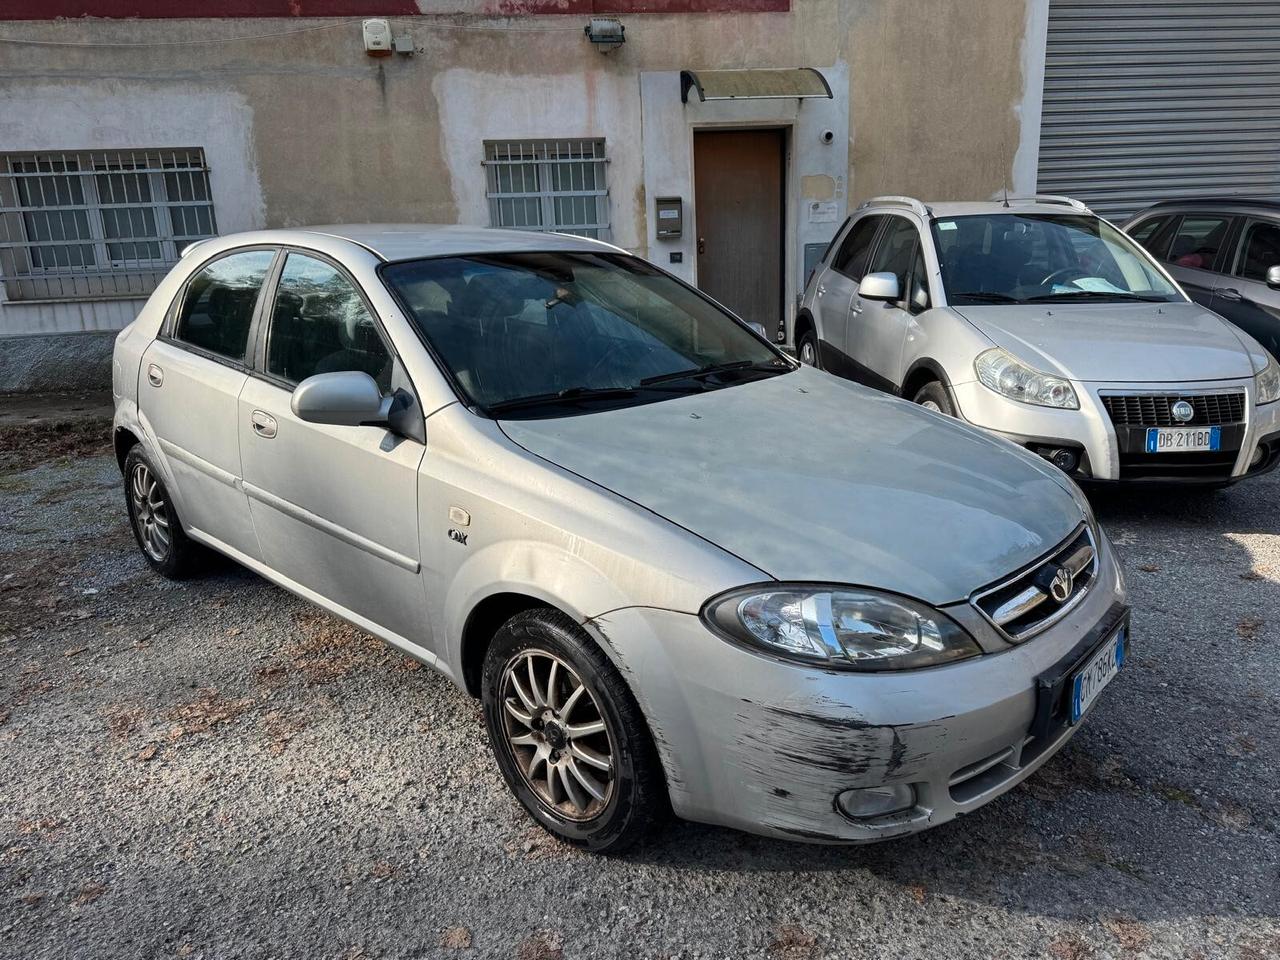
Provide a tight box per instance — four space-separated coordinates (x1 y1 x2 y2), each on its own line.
1101 392 1245 427
971 525 1097 642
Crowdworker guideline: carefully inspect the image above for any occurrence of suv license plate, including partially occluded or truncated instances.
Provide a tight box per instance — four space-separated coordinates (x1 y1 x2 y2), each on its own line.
1145 426 1220 453
1070 627 1125 724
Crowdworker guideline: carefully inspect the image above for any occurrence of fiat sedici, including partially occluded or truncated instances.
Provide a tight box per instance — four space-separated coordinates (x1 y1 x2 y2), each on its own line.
796 196 1280 486
114 225 1127 851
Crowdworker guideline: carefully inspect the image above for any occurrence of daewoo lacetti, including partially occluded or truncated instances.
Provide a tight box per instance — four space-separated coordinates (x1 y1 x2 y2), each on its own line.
112 225 1128 851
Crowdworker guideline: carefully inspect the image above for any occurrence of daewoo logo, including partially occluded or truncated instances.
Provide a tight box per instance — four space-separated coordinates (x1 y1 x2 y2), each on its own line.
1049 566 1074 603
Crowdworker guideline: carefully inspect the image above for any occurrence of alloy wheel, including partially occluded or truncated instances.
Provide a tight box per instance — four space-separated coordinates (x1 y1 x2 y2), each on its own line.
130 462 172 562
799 341 816 365
499 649 615 821
919 399 942 412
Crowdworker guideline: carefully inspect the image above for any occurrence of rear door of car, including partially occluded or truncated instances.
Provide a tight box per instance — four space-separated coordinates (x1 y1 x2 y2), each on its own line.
1159 212 1238 308
1210 216 1280 359
237 248 431 647
140 247 277 561
814 214 883 372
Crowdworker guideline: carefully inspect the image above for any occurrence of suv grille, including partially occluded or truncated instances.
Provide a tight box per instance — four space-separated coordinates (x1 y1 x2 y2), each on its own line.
1101 392 1245 427
971 526 1097 642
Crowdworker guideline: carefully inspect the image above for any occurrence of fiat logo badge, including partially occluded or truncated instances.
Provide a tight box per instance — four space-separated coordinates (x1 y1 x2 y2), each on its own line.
1172 400 1195 423
1049 566 1074 603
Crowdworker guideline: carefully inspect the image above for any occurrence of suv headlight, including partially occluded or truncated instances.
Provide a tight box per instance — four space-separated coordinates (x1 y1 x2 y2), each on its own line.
1256 353 1280 405
701 585 981 671
975 348 1079 409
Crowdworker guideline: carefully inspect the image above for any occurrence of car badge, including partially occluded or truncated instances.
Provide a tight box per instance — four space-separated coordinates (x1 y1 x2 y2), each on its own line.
1172 400 1195 423
1048 566 1074 603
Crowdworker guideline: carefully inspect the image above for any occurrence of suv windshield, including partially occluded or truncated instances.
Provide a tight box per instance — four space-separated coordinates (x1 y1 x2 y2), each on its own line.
933 213 1182 305
381 252 790 416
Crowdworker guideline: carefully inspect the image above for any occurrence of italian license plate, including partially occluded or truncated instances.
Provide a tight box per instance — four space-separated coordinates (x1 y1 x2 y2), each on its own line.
1145 426 1220 453
1070 627 1126 724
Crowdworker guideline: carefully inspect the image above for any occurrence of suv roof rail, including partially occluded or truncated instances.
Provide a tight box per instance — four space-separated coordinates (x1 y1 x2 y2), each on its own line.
859 195 932 218
1015 194 1093 214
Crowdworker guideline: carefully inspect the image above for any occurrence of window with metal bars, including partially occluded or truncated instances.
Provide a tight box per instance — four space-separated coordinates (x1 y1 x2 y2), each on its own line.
0 148 217 302
483 139 610 240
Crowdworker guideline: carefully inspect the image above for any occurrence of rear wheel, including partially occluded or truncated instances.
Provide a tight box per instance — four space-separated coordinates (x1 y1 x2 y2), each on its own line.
797 328 820 368
912 380 955 417
123 446 203 579
481 609 665 853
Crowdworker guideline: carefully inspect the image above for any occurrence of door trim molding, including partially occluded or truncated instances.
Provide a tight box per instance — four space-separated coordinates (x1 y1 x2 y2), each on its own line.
242 480 420 574
158 437 240 489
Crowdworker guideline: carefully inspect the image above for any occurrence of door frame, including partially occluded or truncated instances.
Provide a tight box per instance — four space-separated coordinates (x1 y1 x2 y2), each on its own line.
689 122 794 338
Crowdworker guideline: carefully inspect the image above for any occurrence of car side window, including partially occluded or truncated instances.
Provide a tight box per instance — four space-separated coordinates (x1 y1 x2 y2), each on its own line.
265 253 394 393
1127 215 1170 252
831 215 883 280
173 250 276 362
1236 220 1280 283
865 216 918 294
1165 216 1232 273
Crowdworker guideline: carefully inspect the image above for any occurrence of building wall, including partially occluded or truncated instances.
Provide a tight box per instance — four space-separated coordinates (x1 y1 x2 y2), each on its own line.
0 0 1048 386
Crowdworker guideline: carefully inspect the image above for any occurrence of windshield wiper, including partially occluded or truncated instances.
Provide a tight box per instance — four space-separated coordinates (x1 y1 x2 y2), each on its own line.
639 359 783 387
1023 291 1169 303
947 291 1026 304
487 385 638 414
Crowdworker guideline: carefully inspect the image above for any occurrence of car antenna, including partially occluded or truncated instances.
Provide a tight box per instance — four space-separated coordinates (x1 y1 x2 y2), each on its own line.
1002 186 1010 209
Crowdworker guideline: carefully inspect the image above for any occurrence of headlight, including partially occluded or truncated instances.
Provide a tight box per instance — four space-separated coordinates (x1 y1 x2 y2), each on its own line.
975 348 1079 409
1256 353 1280 405
701 585 981 671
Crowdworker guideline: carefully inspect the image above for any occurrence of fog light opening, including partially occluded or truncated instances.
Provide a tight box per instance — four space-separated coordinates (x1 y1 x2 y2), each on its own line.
835 783 916 820
1046 447 1079 472
1250 444 1266 468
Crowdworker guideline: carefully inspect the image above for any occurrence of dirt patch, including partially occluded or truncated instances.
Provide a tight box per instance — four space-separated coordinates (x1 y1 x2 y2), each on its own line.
165 688 255 741
280 610 388 685
0 417 112 473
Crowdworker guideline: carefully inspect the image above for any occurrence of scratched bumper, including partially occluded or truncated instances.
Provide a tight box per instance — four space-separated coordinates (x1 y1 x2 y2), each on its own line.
590 528 1128 843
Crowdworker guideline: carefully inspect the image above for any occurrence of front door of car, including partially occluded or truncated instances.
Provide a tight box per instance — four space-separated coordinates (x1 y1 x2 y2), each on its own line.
140 248 277 561
237 251 431 647
846 215 920 391
819 214 883 374
1161 213 1236 309
1210 217 1280 360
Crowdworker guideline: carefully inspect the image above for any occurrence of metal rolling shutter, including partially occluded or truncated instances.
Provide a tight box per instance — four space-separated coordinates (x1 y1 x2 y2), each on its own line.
1038 0 1280 221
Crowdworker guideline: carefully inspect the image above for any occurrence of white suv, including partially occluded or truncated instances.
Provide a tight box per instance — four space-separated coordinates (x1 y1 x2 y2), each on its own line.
795 196 1280 486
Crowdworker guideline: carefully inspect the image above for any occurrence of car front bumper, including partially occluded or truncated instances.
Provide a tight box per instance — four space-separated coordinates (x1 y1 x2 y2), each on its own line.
951 376 1280 483
586 527 1128 843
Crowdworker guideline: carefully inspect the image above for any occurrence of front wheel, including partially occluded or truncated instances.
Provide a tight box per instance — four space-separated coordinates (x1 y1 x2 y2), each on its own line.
912 380 955 417
797 328 820 368
481 609 666 853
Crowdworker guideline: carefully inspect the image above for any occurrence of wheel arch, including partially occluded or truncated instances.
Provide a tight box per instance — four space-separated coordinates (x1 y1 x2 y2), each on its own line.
114 426 142 475
794 309 817 346
459 591 555 698
901 358 960 412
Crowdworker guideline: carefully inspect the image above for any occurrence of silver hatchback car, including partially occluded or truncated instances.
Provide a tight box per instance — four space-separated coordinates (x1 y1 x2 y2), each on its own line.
113 225 1127 852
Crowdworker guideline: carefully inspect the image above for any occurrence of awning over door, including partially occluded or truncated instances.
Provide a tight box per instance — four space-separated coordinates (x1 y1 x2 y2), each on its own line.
680 68 833 104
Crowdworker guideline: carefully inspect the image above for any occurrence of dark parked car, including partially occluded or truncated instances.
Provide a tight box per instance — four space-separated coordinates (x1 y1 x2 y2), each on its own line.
1124 198 1280 360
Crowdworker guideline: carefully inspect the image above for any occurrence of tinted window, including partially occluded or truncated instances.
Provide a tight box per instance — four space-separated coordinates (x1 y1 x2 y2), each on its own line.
1237 220 1280 282
266 254 393 392
1166 216 1231 272
174 250 275 361
381 252 786 415
1127 215 1170 250
831 215 882 279
865 217 918 288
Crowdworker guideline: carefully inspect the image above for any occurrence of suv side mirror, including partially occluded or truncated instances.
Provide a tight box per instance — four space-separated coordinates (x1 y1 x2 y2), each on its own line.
1267 265 1280 290
292 371 390 428
859 271 901 302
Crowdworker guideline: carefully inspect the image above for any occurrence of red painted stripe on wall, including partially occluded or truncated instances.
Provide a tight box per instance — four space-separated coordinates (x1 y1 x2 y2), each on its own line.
0 1 419 18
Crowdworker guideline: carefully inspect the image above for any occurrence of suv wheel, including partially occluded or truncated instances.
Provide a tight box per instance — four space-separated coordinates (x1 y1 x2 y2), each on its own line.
123 446 203 579
797 328 820 368
481 609 665 853
913 381 955 417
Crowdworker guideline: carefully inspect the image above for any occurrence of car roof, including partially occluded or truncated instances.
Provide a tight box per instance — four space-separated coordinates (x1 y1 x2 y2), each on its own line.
1132 197 1280 215
858 199 1098 219
248 224 624 262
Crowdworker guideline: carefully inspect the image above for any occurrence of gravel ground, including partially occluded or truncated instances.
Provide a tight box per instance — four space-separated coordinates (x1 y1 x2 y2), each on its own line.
1 396 1278 960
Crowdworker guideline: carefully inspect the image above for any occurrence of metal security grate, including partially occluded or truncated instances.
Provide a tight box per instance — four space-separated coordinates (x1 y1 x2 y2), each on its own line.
0 148 217 302
1101 392 1246 426
483 139 610 240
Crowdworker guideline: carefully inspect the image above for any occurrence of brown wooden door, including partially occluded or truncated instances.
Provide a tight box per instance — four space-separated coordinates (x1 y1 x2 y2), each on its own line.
693 129 784 333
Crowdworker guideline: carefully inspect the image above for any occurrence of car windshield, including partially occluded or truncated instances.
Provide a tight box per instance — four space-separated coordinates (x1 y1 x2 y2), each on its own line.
381 252 790 416
933 213 1182 305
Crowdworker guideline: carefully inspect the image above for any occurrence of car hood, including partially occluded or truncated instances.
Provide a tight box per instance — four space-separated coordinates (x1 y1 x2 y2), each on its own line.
952 301 1255 382
499 367 1085 605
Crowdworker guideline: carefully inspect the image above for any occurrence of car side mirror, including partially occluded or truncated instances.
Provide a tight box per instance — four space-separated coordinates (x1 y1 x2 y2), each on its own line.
859 271 901 302
291 371 391 428
1267 265 1280 290
747 321 768 338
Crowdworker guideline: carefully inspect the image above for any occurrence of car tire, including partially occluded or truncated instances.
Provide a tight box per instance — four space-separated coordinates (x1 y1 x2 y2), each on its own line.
797 328 821 368
123 446 203 580
913 380 955 417
481 608 666 854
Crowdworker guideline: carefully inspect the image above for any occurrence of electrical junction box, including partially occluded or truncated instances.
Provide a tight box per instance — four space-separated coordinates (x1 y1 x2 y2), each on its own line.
655 196 683 239
363 19 393 57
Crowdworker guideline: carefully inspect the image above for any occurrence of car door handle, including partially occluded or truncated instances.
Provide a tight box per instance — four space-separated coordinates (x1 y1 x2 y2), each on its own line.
146 363 163 387
850 300 863 316
1217 287 1244 302
250 410 277 439
817 283 826 297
